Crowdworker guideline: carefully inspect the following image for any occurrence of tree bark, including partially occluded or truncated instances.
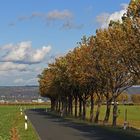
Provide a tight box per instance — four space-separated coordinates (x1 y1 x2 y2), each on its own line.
50 98 55 111
82 94 87 120
58 99 61 113
65 97 68 115
74 95 78 117
90 93 94 122
94 100 102 123
79 97 82 118
56 100 58 111
104 100 112 124
68 95 73 115
112 101 118 126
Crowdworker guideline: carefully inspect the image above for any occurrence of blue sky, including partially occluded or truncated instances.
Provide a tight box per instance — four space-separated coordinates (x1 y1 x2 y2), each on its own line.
0 0 130 86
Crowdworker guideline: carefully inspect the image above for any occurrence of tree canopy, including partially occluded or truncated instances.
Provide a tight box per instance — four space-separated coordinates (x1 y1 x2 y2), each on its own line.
38 0 140 126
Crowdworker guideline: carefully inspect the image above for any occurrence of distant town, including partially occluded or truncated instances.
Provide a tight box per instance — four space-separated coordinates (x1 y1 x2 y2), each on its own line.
0 85 139 104
0 86 49 103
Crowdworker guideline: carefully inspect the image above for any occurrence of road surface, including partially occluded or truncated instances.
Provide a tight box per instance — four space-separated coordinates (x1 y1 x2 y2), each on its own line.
25 109 140 140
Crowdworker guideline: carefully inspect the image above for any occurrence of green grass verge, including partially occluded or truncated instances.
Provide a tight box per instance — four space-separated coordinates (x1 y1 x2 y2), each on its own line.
86 105 140 129
49 109 140 138
0 105 48 140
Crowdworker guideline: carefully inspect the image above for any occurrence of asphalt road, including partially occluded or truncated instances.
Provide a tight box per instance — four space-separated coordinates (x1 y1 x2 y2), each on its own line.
25 109 140 140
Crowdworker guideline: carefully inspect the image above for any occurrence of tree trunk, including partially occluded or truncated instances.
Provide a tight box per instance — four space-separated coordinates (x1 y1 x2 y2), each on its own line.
50 98 55 111
65 98 68 115
104 100 112 124
61 99 66 116
112 101 118 126
74 95 78 117
58 100 61 113
71 96 73 115
94 100 102 123
70 98 73 116
56 100 58 111
90 93 94 122
68 95 72 115
82 94 87 120
79 97 82 118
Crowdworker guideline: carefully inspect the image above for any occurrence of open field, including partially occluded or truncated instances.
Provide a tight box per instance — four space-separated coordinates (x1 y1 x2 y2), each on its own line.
0 104 139 140
86 105 140 129
0 105 48 140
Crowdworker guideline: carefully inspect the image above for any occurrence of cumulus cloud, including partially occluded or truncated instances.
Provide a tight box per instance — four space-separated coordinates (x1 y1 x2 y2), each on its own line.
0 41 52 85
0 43 13 50
96 3 128 28
1 41 51 64
3 41 31 62
32 46 51 63
0 62 27 71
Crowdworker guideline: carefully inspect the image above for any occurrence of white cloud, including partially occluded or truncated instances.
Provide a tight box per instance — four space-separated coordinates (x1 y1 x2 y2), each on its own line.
96 3 128 28
25 78 38 85
0 41 52 85
0 62 27 71
47 10 73 20
1 41 51 64
3 41 31 62
18 10 73 21
0 71 9 76
34 67 43 73
0 43 13 50
17 10 83 30
14 78 24 84
32 46 51 63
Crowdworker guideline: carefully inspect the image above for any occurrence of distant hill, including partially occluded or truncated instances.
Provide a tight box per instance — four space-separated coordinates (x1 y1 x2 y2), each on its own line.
0 86 48 102
125 86 140 94
0 85 139 103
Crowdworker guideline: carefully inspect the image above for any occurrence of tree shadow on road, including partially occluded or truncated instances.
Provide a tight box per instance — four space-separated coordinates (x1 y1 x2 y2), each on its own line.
26 108 140 140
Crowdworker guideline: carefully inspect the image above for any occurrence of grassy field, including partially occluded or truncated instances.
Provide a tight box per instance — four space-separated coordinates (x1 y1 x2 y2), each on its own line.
0 104 139 140
0 105 48 140
86 105 140 129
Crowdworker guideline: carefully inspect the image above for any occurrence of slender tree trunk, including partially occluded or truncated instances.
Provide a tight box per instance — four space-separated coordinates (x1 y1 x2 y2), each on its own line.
65 97 68 115
90 93 94 122
68 95 72 115
112 101 118 126
74 95 78 117
79 97 82 118
56 100 58 111
70 96 73 115
68 96 70 115
82 94 87 120
61 99 65 116
94 100 102 123
58 99 61 113
50 98 55 111
104 99 112 124
61 97 67 116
